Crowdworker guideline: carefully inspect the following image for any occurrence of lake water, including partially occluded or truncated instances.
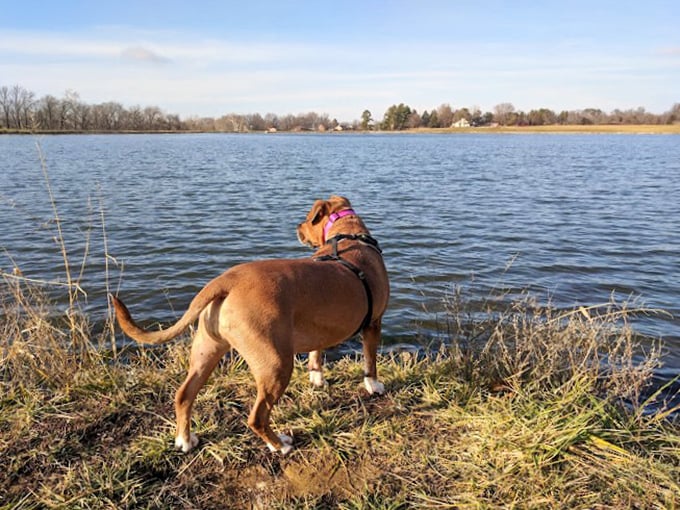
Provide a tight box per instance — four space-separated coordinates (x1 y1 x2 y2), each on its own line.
1 133 679 385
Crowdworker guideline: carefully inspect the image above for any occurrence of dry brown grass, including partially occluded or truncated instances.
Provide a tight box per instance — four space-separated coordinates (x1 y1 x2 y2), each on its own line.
2 272 679 508
409 124 680 134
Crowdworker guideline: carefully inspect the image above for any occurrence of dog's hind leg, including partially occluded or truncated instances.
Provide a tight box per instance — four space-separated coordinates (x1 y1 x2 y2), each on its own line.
246 352 294 454
361 320 386 395
308 349 327 387
174 329 229 453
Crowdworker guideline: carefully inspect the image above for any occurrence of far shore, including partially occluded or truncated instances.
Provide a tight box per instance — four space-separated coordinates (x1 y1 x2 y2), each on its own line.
2 124 680 136
409 123 680 134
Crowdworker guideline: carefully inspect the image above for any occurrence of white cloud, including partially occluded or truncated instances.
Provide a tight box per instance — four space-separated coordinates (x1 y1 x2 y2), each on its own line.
120 46 170 64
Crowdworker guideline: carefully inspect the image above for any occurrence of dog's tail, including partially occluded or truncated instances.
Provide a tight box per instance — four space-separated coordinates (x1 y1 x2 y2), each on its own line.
110 272 233 345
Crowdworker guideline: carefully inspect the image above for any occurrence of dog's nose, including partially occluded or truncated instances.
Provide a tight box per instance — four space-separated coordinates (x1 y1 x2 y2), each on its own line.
296 227 305 243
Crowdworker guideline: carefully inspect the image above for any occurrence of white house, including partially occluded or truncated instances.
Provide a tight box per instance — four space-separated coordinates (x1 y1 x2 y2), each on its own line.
451 118 471 128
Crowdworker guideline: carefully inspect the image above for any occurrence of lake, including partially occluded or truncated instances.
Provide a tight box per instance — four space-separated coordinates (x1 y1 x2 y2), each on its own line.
1 133 679 383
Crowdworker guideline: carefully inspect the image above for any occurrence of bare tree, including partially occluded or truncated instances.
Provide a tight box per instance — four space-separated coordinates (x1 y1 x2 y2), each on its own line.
166 114 182 131
666 103 680 124
35 95 61 130
493 103 516 125
215 113 248 132
126 105 144 130
247 113 266 131
100 102 125 130
436 103 454 127
76 103 91 130
406 110 422 129
264 113 279 130
8 85 36 129
0 86 12 128
143 106 164 130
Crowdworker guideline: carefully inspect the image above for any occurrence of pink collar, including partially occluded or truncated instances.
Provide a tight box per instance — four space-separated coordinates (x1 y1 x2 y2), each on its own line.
323 208 356 242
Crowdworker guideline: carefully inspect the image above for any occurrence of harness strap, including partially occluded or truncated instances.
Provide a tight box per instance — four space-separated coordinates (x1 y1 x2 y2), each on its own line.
327 233 382 254
315 234 381 338
338 258 373 337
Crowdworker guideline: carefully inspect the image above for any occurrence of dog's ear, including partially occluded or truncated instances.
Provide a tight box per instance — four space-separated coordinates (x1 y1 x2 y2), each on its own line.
309 200 329 225
328 195 351 211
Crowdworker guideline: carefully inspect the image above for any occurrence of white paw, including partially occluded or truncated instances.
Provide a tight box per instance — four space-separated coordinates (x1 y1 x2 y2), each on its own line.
175 433 199 453
267 433 294 455
309 370 327 388
364 377 385 395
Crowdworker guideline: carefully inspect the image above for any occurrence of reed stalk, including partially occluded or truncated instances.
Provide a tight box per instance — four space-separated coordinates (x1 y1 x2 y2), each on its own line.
36 141 89 351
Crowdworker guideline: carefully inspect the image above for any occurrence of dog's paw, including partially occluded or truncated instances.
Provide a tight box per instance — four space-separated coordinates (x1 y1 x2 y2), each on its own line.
267 433 294 455
364 377 385 395
279 433 294 445
309 370 327 388
175 433 199 453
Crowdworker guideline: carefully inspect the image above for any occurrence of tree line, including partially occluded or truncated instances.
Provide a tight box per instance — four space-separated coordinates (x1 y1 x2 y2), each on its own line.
375 102 680 130
1 84 679 133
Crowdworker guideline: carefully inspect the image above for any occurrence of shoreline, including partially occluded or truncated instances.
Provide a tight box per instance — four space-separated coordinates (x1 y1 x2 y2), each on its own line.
3 124 680 136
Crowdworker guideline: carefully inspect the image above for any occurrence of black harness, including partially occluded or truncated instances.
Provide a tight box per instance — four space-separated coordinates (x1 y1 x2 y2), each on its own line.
314 234 383 338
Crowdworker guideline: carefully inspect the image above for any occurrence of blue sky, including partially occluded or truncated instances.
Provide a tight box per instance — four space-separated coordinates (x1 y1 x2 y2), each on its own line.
1 0 678 120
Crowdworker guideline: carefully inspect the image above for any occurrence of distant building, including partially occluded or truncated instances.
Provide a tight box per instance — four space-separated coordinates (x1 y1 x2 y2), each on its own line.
452 118 471 128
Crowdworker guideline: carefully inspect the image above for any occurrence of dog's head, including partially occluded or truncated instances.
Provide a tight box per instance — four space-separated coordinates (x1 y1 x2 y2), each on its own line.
297 195 352 248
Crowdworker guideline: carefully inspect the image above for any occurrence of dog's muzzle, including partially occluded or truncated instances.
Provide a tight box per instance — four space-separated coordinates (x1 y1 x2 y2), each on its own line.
296 226 317 249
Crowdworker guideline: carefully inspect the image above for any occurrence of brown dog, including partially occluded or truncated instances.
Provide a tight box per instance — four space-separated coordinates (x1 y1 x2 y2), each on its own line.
111 196 389 454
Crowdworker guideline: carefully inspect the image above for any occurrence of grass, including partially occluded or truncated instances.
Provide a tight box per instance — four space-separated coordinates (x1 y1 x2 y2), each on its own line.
2 148 679 508
3 274 680 508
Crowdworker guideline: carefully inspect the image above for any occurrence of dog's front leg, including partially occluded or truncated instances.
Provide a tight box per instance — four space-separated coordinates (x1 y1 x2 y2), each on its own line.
308 349 327 387
361 320 385 395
